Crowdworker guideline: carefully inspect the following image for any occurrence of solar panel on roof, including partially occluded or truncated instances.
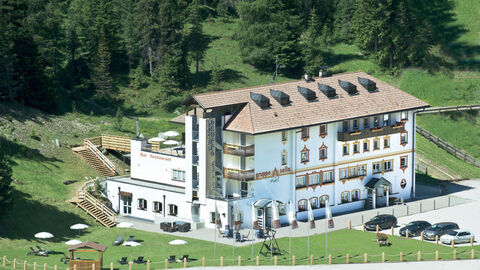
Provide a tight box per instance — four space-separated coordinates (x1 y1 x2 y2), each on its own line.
318 83 337 98
297 86 316 101
250 92 270 108
338 80 358 95
358 77 377 92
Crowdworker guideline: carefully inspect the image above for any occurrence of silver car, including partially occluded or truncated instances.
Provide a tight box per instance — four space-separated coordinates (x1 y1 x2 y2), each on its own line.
440 230 475 244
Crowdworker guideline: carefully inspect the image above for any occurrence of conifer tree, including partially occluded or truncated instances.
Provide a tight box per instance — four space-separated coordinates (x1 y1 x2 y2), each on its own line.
302 9 325 76
91 26 114 98
186 0 208 74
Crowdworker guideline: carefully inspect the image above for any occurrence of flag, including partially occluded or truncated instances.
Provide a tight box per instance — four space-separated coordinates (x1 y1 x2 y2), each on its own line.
252 203 259 229
325 200 334 229
308 201 315 229
289 201 298 229
272 200 280 229
215 204 222 229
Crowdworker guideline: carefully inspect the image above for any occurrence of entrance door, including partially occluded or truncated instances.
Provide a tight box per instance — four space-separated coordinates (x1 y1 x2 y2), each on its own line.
121 196 132 214
256 208 264 229
265 207 272 228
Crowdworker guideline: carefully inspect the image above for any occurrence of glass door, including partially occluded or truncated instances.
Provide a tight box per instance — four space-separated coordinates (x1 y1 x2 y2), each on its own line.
122 196 132 214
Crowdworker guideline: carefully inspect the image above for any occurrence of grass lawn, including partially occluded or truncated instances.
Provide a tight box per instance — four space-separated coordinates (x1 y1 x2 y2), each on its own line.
0 229 478 269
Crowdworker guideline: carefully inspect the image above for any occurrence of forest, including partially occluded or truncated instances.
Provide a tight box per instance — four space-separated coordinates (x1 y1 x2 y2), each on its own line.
0 0 470 114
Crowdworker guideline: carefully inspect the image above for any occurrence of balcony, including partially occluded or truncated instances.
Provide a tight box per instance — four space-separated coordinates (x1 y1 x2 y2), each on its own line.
223 144 255 156
337 122 405 142
223 168 255 181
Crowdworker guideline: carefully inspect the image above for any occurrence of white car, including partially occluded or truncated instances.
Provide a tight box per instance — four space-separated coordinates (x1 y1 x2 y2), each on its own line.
440 230 474 244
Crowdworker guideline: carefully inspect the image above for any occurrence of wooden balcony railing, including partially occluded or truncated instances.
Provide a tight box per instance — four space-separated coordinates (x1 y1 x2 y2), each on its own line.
337 122 405 142
223 168 255 181
223 144 255 156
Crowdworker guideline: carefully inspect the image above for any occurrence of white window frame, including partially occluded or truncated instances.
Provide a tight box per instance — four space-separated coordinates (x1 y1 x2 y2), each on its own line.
138 198 147 211
152 201 162 213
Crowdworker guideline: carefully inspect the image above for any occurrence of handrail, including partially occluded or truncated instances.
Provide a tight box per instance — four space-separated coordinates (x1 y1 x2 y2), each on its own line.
84 139 117 174
78 190 116 223
101 134 130 152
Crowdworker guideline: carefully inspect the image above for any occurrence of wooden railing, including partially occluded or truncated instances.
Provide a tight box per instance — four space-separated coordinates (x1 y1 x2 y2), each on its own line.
417 104 480 115
223 168 255 181
101 134 130 152
78 190 116 223
337 122 405 142
416 126 480 167
85 139 117 175
85 136 102 146
223 144 255 156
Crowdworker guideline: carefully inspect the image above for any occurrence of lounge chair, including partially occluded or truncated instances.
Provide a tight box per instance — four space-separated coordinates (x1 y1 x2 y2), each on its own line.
113 235 123 246
180 255 189 262
60 254 70 264
117 257 128 265
133 256 147 264
167 256 176 263
127 236 135 242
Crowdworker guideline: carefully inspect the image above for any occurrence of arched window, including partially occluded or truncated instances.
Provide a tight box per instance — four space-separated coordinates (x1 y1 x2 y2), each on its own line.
319 195 329 208
298 199 307 212
341 192 350 204
138 198 147 210
351 190 360 201
310 197 318 209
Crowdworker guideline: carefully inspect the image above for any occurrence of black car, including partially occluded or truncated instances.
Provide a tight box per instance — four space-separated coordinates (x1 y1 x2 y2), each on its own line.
365 214 397 231
423 222 459 240
399 220 431 237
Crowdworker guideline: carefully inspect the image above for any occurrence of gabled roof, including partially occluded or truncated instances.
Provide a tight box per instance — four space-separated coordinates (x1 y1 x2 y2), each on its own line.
365 177 391 189
188 71 429 134
67 241 107 252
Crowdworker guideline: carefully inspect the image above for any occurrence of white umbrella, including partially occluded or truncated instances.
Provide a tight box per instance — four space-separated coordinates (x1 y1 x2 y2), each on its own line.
116 222 134 228
123 241 141 247
65 239 82 245
70 224 89 230
35 232 54 239
169 239 187 245
164 131 179 137
148 137 165 143
163 140 180 146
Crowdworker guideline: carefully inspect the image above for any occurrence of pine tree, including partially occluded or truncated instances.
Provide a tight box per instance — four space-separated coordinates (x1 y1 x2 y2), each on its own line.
0 152 13 218
302 9 325 76
91 26 114 98
186 0 208 74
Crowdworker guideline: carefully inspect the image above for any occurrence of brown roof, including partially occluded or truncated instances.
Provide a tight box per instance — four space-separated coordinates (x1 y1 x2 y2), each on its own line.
67 241 107 252
191 71 429 134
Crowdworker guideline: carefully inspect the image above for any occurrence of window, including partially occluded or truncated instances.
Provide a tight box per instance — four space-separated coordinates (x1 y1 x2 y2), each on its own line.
153 201 162 213
138 199 147 210
373 162 381 173
343 144 349 156
374 116 380 127
384 137 390 149
319 195 329 208
319 124 327 136
281 151 287 165
319 144 327 160
400 156 408 168
309 174 320 186
401 111 408 121
363 140 370 152
301 127 309 139
373 139 380 150
358 164 366 176
401 132 408 145
301 147 309 163
281 131 288 142
384 160 393 172
352 190 360 201
169 204 178 216
323 171 334 183
295 176 306 188
310 197 318 209
341 191 350 204
342 121 348 132
353 119 359 130
298 199 307 211
349 167 357 178
172 169 186 181
210 212 216 224
383 114 389 126
353 142 360 153
363 117 369 129
241 181 248 197
340 168 348 179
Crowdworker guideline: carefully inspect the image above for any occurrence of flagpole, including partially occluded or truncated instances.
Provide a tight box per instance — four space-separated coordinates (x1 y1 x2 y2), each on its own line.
325 207 328 263
214 201 217 264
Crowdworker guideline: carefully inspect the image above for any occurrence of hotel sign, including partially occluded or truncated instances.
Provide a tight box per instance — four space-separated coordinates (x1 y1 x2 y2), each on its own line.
140 152 171 161
256 167 291 181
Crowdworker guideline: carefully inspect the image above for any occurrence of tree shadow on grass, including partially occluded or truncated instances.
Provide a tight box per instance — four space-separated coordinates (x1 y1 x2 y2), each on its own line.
0 137 61 165
0 102 49 124
0 190 90 242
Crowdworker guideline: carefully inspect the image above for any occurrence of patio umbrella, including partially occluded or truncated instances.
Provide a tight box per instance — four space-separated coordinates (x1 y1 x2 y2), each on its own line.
35 232 54 239
65 239 82 245
122 241 141 247
164 131 179 137
148 137 165 143
116 222 134 228
169 239 187 258
163 140 180 146
70 224 89 230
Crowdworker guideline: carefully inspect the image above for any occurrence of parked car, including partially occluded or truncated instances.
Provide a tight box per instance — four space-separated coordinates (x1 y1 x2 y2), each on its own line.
423 222 459 240
440 230 474 245
365 214 397 231
399 220 431 237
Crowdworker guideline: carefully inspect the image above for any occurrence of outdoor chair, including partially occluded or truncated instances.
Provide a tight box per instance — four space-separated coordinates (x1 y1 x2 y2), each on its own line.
127 236 135 242
167 256 176 263
113 235 124 246
133 256 147 264
117 257 128 265
180 255 189 262
60 254 70 264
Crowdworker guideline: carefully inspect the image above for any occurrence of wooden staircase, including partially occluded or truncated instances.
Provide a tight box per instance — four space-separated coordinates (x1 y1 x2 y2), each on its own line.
74 147 116 177
71 191 117 228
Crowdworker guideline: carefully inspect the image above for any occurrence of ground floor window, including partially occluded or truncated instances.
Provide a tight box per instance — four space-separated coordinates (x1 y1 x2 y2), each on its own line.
298 199 307 212
169 204 178 216
138 198 147 210
210 212 216 224
319 195 329 208
351 190 360 201
310 197 318 209
152 201 162 213
341 191 350 204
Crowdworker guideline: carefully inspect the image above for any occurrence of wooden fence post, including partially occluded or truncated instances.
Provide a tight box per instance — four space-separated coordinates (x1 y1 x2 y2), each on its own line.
328 255 332 265
238 256 241 266
147 260 151 270
346 254 349 264
453 250 457 260
13 259 16 269
256 256 259 266
364 253 367 263
391 226 394 235
310 255 314 265
3 256 6 267
348 220 352 229
274 256 277 266
417 251 421 261
183 258 187 268
292 255 295 266
382 252 385 263
472 249 475 259
471 237 474 247
129 262 133 270
110 262 113 270
451 240 455 248
406 229 409 239
164 259 168 269
400 252 403 262
202 257 205 267
23 261 27 270
435 235 439 245
54 265 57 270
220 256 224 267
435 250 439 261
376 225 379 233
421 232 424 242
44 264 47 270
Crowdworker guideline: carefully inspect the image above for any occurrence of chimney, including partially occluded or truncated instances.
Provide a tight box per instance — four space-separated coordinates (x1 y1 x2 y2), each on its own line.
319 66 329 77
304 73 310 82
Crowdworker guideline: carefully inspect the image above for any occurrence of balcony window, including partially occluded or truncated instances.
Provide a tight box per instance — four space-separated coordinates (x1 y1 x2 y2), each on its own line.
319 124 327 137
295 176 306 188
301 127 309 140
341 191 350 204
172 169 185 182
383 114 389 126
152 201 162 213
138 199 147 211
384 137 390 149
374 116 379 127
342 121 348 132
241 181 248 197
401 132 408 145
383 160 393 172
401 111 408 121
309 174 319 186
323 171 334 183
169 204 178 216
353 119 359 130
363 117 369 129
352 190 360 201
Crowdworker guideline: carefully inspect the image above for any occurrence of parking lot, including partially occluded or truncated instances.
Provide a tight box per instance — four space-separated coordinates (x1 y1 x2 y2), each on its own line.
355 180 480 247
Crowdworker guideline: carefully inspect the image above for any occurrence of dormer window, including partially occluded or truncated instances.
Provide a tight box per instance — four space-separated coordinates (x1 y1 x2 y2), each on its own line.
353 119 359 130
270 89 290 105
250 92 270 108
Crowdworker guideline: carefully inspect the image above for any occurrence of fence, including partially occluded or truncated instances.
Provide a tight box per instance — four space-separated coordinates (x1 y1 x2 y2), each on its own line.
416 126 480 167
416 104 480 115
